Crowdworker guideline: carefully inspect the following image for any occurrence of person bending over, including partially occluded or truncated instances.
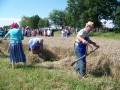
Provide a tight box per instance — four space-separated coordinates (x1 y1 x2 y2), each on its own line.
29 38 44 54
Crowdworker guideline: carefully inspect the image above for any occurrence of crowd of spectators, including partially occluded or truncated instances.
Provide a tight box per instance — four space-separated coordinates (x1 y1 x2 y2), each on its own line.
21 26 54 37
0 25 74 38
61 27 71 37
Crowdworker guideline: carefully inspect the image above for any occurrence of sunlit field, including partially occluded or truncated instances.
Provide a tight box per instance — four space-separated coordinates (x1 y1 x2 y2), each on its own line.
1 0 120 89
0 35 120 90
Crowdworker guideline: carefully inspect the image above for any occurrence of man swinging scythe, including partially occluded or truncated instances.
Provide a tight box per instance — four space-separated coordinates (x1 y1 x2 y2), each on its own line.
72 21 99 77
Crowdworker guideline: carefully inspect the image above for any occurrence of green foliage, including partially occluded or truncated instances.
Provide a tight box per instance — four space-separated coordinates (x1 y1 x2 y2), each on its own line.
29 15 40 29
3 25 11 29
43 18 49 27
64 11 74 26
89 31 120 39
38 18 44 28
38 18 49 28
20 15 49 29
19 0 120 29
114 28 120 33
113 6 120 28
19 16 30 28
66 0 119 28
49 9 65 26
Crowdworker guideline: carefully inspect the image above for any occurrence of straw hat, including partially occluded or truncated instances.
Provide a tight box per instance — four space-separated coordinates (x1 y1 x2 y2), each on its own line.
86 21 94 28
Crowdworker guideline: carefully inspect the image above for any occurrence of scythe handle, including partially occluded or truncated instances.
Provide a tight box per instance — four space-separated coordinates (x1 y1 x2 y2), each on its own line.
71 45 99 66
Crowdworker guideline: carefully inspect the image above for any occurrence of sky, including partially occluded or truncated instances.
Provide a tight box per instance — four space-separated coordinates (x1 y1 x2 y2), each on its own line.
0 0 67 27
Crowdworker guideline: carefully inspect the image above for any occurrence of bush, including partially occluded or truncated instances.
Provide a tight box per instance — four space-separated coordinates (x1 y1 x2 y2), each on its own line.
113 28 120 33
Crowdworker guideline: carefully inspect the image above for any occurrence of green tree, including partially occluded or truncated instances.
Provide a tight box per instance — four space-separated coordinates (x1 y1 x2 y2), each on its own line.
113 6 120 28
49 9 65 26
43 18 49 27
112 4 120 33
3 25 11 30
19 16 30 28
38 18 44 28
66 0 119 28
38 18 49 28
62 10 74 27
66 0 79 27
29 15 40 29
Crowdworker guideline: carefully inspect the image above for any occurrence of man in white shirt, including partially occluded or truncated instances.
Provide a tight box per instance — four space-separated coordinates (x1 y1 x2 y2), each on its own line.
74 21 99 77
47 28 52 37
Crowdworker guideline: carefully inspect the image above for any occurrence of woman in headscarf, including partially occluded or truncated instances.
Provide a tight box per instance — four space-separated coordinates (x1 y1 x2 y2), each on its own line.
29 37 44 54
4 23 26 68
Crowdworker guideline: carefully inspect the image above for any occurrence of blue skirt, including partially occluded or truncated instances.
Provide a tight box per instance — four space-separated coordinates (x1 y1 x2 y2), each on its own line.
8 42 26 63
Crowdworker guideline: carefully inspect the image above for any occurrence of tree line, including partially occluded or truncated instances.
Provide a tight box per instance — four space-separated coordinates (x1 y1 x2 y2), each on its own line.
18 0 120 30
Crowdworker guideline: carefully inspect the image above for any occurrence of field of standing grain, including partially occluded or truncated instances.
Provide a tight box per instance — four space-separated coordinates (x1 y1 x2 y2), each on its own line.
21 36 120 77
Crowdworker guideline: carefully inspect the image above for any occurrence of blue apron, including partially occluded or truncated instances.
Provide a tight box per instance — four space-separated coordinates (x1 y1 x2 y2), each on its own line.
74 37 89 76
77 37 89 63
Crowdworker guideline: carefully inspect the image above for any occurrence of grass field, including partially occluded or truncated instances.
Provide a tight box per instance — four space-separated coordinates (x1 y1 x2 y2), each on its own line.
54 30 120 40
89 32 120 40
0 58 120 90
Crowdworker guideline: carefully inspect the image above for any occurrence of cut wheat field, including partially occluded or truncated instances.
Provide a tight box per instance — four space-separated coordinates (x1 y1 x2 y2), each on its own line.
0 36 120 90
23 36 120 75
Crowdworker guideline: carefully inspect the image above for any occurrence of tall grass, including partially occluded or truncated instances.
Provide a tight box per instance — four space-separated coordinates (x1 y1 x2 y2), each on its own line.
89 32 120 39
53 30 120 39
